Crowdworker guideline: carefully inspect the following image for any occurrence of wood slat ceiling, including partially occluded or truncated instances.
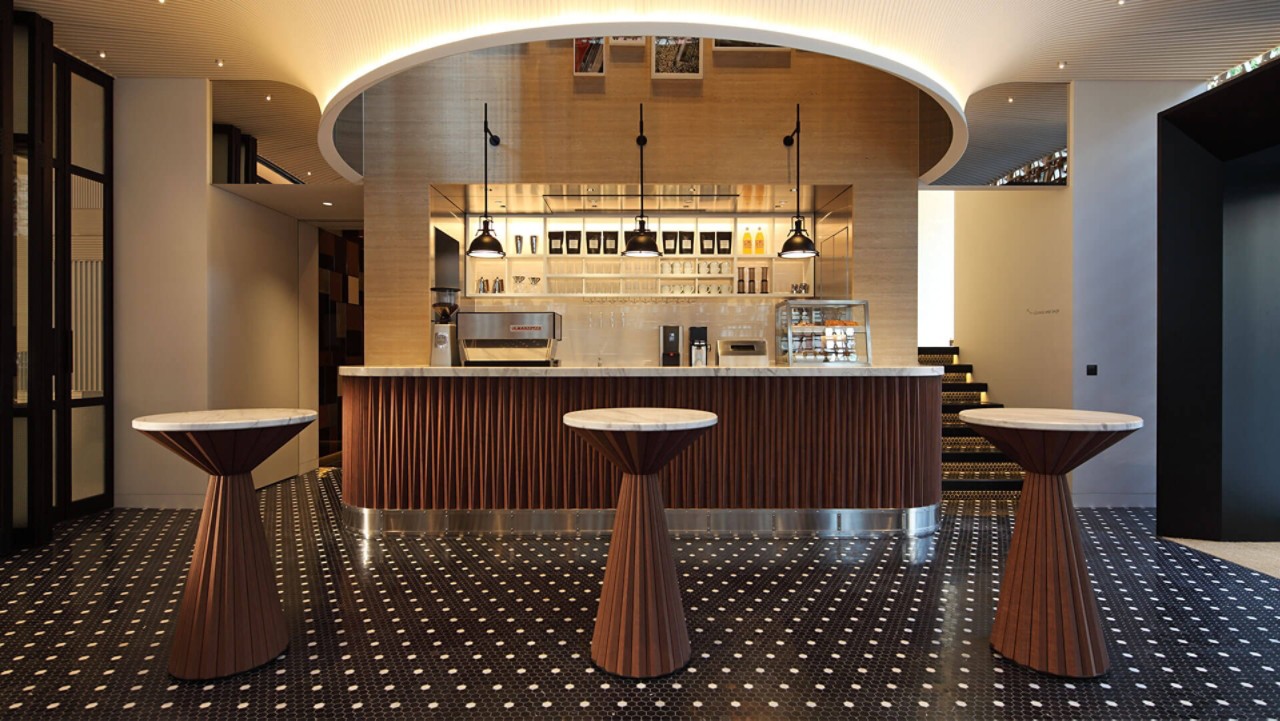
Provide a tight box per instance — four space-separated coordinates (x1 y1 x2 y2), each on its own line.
934 83 1069 186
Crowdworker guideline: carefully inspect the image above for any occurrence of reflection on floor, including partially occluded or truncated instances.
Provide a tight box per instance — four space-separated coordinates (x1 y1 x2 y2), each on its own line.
0 471 1277 718
1167 537 1280 580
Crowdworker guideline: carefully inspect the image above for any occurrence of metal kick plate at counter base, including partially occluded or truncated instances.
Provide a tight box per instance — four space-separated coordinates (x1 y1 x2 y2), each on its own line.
342 504 940 539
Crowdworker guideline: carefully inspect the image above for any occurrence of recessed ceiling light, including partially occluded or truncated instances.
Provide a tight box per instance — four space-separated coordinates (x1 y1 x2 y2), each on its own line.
265 95 272 101
98 51 106 59
216 59 224 67
322 201 333 207
1117 0 1124 4
306 171 312 176
1007 97 1014 103
1058 61 1067 70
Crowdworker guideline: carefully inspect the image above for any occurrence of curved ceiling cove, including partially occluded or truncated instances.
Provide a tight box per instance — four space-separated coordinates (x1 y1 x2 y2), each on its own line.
315 22 970 185
934 83 1069 187
21 0 1280 185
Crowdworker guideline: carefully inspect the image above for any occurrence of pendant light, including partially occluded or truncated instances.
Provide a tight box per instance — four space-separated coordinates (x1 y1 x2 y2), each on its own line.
778 103 819 259
467 102 505 258
623 103 661 257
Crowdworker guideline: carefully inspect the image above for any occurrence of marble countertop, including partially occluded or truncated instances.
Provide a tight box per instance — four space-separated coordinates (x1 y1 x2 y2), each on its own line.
340 365 941 378
959 408 1143 432
132 408 318 432
563 407 719 432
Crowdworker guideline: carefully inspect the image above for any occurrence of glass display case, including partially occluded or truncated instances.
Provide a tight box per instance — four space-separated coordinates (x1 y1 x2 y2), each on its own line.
774 300 871 366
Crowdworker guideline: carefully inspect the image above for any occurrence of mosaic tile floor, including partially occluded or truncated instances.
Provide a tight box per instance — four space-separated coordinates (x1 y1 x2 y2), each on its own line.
0 470 1278 719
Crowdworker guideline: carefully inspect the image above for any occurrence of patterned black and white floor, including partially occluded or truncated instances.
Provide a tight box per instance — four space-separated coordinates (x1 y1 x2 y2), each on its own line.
0 470 1277 719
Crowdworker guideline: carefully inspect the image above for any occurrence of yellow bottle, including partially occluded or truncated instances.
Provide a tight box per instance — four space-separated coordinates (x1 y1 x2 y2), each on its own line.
754 226 765 255
741 228 753 255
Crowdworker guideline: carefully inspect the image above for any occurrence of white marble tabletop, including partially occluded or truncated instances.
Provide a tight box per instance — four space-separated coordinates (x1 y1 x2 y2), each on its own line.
563 407 719 433
959 408 1143 432
132 408 318 433
340 365 941 378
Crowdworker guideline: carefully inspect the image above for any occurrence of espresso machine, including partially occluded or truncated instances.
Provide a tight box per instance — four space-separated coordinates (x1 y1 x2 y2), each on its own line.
430 286 461 366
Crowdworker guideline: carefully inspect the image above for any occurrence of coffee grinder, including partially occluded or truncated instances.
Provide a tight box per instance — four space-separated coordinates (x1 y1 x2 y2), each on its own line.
430 286 461 366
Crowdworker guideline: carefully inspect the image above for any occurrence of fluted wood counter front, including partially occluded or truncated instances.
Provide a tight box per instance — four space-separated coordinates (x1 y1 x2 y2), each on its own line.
340 366 941 534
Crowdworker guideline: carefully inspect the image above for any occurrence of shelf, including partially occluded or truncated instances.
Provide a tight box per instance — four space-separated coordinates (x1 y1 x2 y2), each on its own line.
472 292 807 299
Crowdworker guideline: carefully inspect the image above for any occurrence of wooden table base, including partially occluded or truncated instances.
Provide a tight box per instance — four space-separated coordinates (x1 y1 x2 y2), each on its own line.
168 472 289 680
992 470 1108 678
591 471 691 678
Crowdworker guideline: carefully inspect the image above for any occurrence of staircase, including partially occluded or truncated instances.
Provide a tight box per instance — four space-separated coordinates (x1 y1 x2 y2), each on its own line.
918 346 1025 491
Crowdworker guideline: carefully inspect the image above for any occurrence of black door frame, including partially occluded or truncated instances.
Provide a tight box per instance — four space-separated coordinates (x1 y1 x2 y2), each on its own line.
12 11 55 549
52 49 113 518
0 0 15 556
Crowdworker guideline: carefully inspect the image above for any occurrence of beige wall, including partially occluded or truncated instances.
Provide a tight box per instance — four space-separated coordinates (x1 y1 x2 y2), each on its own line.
114 78 212 507
207 188 319 487
114 78 319 507
954 188 1073 410
363 40 921 365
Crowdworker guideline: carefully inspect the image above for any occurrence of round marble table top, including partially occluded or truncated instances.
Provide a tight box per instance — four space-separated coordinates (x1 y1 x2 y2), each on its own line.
132 408 318 433
563 407 718 433
959 407 1143 432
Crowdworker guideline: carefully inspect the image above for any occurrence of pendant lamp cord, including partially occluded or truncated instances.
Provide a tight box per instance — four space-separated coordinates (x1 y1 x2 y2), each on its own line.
483 102 490 220
638 103 646 222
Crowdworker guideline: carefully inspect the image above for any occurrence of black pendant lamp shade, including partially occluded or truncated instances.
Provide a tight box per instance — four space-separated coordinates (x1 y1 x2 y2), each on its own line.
467 103 505 258
623 104 661 257
779 103 818 259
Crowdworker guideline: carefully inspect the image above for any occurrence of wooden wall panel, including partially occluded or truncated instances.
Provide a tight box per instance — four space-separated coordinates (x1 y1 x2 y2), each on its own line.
362 40 920 364
342 375 942 510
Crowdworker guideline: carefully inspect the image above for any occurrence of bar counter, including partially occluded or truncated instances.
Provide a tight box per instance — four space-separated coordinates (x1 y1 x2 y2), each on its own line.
339 365 942 536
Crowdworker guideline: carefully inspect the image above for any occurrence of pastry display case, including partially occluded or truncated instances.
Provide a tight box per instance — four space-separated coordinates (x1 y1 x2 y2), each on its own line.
774 300 871 366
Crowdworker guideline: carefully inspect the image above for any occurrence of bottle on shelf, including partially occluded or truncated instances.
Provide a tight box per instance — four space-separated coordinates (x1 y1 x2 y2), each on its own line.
737 267 746 294
754 226 765 255
741 228 753 255
747 267 756 294
761 267 769 294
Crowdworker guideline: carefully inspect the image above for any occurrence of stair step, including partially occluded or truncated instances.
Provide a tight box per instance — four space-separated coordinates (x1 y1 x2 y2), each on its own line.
942 436 1000 453
942 478 1025 492
942 373 968 383
943 451 1010 463
917 346 958 355
943 382 987 393
944 364 973 374
943 426 981 437
943 461 1025 480
943 402 1004 413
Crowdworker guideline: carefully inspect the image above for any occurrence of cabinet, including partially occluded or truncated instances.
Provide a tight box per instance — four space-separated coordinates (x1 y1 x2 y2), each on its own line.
463 215 815 299
774 300 871 366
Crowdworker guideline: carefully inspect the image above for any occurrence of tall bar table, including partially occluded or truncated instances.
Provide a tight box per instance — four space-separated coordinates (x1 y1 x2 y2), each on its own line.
133 409 316 680
563 407 718 678
960 407 1142 678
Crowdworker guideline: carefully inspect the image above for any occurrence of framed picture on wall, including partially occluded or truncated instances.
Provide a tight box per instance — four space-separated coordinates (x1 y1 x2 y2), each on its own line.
573 37 606 75
712 38 788 51
652 37 703 79
609 36 645 47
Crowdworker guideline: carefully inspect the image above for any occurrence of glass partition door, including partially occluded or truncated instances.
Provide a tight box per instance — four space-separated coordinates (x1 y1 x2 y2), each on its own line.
3 11 112 555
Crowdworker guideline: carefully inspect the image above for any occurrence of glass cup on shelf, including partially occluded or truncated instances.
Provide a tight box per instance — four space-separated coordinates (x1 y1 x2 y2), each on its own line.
513 275 526 293
529 277 542 293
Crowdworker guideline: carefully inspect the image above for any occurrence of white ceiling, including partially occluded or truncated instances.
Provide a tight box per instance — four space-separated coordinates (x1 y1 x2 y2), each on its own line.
17 0 1280 185
213 183 363 231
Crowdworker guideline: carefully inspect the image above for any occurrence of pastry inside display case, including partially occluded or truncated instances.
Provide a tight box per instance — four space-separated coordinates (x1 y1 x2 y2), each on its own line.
775 300 871 366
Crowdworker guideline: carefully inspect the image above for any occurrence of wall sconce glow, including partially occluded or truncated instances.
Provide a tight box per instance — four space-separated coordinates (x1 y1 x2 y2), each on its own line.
1207 44 1280 89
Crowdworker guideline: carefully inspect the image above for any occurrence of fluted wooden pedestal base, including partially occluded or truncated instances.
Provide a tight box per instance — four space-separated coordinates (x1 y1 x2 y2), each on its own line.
992 471 1108 678
135 417 313 680
169 472 289 680
565 413 715 679
591 472 691 678
963 419 1137 679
